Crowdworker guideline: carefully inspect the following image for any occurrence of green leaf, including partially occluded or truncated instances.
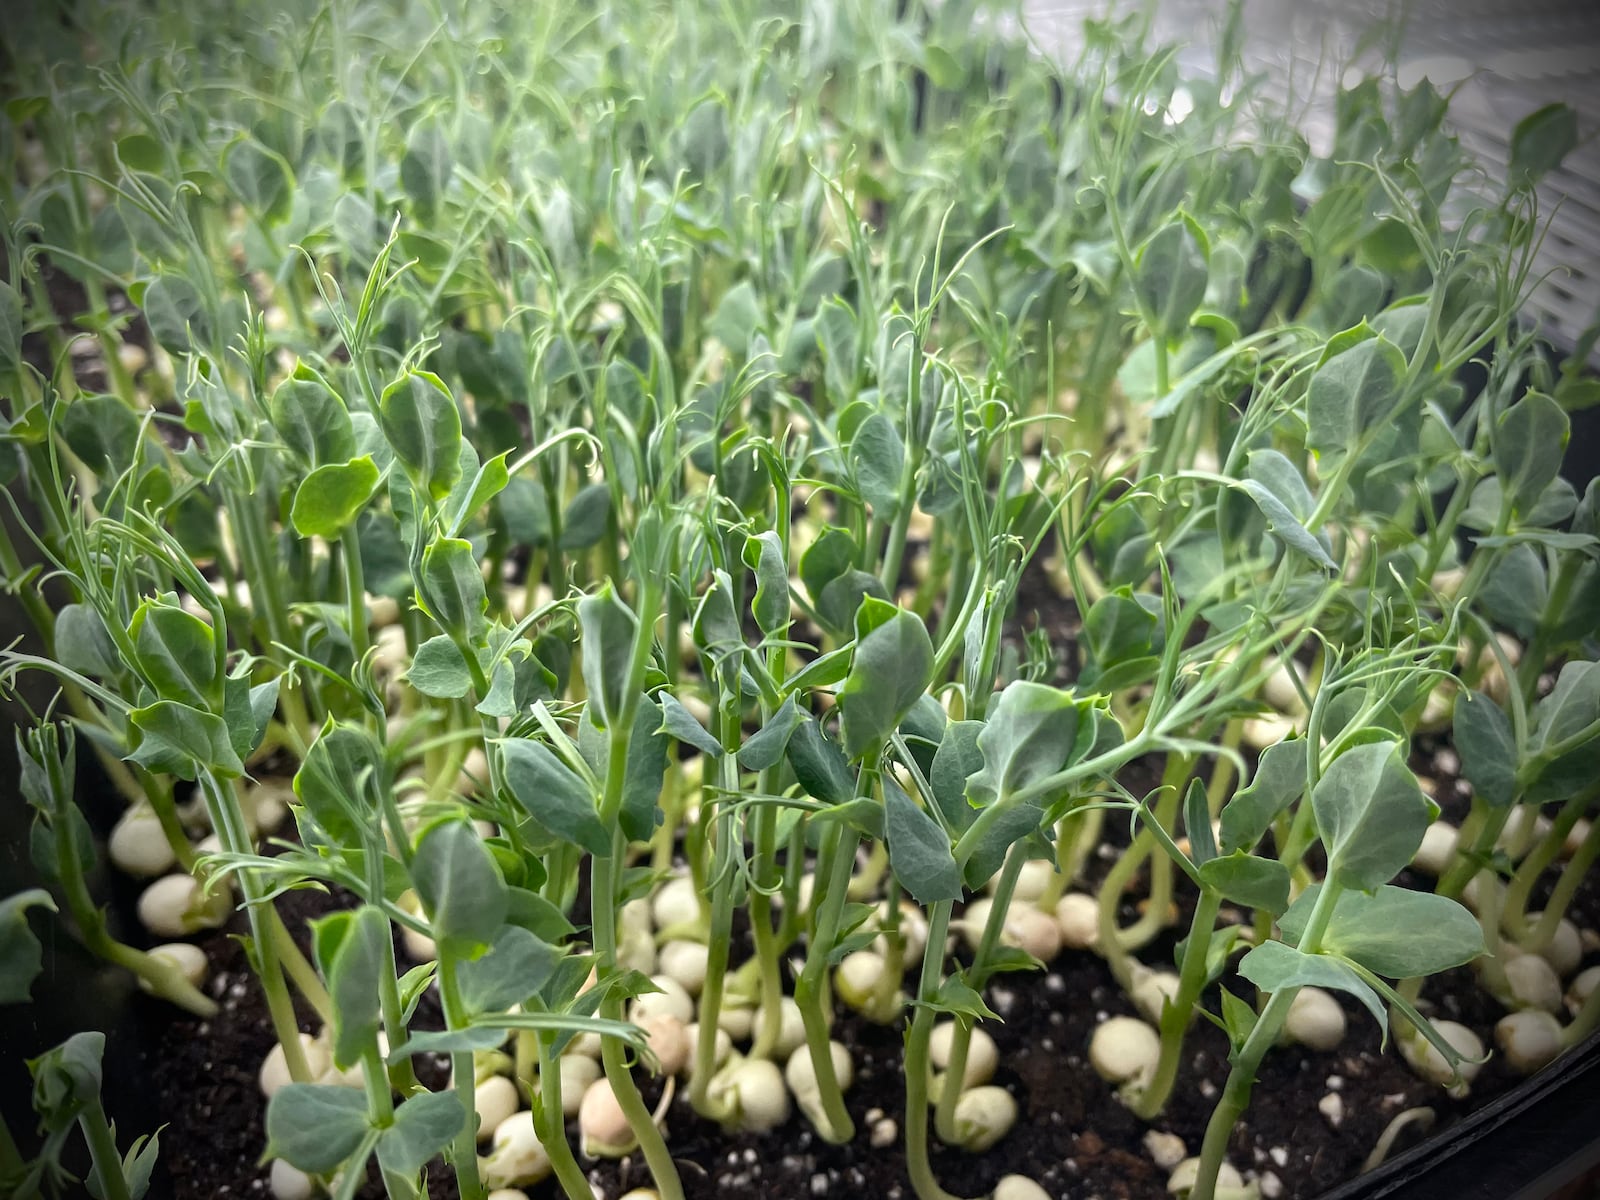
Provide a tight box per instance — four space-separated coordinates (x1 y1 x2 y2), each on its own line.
1510 103 1578 186
0 279 21 367
884 775 961 903
417 537 487 641
1313 741 1434 890
447 450 511 536
1495 392 1570 516
817 568 891 634
1306 333 1406 463
224 137 293 224
52 604 117 679
501 740 608 856
457 926 561 1014
709 280 762 357
127 701 244 781
919 977 998 1022
291 456 380 538
580 697 667 844
0 889 57 1004
786 719 855 807
61 394 141 479
1237 939 1386 1032
578 584 636 731
400 118 454 212
1184 777 1218 866
929 720 983 833
657 693 722 758
739 693 806 770
849 410 905 517
271 376 355 468
799 525 857 602
1197 852 1290 914
1280 884 1483 978
376 1090 463 1176
129 599 218 710
380 371 463 502
743 531 790 636
961 805 1044 890
837 600 933 759
141 275 212 355
264 1084 371 1174
412 820 508 952
966 681 1081 807
1082 589 1158 671
312 906 387 1069
558 483 612 549
407 635 474 699
1219 736 1306 853
295 722 382 846
1238 451 1335 570
1135 216 1209 344
1523 659 1600 801
1453 690 1516 808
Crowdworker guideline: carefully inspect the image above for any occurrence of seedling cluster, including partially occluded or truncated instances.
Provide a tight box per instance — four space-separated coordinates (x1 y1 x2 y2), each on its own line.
0 2 1596 1200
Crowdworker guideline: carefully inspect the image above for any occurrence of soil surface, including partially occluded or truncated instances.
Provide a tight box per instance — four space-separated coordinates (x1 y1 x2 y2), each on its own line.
129 555 1600 1200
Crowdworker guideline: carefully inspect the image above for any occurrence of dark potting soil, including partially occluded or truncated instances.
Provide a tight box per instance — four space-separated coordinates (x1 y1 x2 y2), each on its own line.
143 745 1600 1200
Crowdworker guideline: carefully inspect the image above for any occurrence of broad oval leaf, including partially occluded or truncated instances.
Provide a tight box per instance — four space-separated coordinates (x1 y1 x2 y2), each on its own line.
1313 741 1434 890
1279 884 1483 978
501 739 608 857
380 370 463 502
264 1083 371 1174
884 774 961 904
837 600 933 760
1306 333 1406 463
412 820 508 952
290 456 380 539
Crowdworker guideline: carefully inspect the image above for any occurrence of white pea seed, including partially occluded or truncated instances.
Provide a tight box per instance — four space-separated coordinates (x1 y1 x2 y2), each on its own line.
486 1191 530 1200
474 1076 520 1142
619 1190 661 1200
1056 892 1100 950
639 1014 691 1076
578 1078 634 1157
481 1111 552 1187
716 1056 790 1134
785 1041 854 1131
1089 1016 1160 1086
1131 969 1181 1025
269 1159 314 1200
658 939 709 996
949 1086 1016 1152
137 873 229 938
1527 913 1583 978
617 924 657 975
1567 965 1600 1014
1006 906 1063 963
1412 822 1459 876
1143 1130 1187 1170
1167 1157 1243 1194
835 950 887 1014
1564 820 1592 860
992 859 1055 903
717 1000 755 1042
366 593 401 628
874 899 928 961
1398 1019 1483 1095
652 875 701 930
258 1033 329 1099
958 898 994 952
620 897 653 939
143 942 208 990
1285 986 1347 1052
928 1022 998 1088
109 807 176 877
631 976 695 1025
554 1053 601 1116
1495 1010 1564 1075
993 1176 1050 1200
1242 713 1297 751
1506 953 1564 1014
753 997 807 1059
